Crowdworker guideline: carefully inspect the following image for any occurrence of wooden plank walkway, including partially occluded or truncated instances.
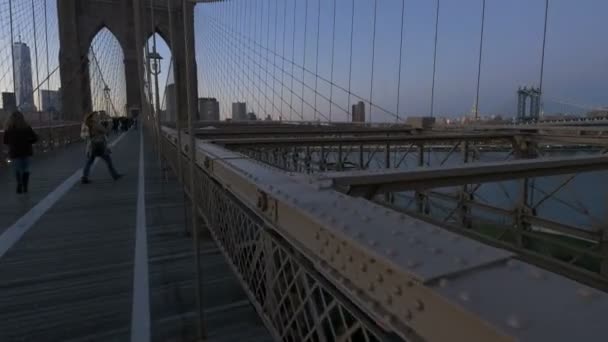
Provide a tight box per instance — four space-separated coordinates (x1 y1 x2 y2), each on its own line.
0 130 271 342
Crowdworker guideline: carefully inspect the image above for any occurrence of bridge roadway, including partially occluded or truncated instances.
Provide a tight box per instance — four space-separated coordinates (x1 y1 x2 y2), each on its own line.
0 130 271 341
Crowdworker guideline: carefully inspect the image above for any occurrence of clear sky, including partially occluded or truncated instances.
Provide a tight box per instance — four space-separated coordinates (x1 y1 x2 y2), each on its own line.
192 0 608 121
1 0 606 122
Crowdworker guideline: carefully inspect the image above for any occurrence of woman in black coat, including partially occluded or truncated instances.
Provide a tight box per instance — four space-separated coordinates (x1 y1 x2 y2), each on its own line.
3 111 38 194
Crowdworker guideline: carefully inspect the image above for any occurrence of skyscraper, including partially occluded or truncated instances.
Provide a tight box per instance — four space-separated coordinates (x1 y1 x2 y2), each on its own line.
352 101 365 123
198 97 220 121
40 89 62 113
13 42 35 112
232 102 247 121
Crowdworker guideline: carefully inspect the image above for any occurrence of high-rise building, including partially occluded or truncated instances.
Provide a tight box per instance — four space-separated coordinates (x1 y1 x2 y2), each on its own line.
198 97 220 121
2 92 16 113
40 89 62 113
352 101 365 123
232 102 247 120
13 42 35 112
247 112 257 121
165 84 177 122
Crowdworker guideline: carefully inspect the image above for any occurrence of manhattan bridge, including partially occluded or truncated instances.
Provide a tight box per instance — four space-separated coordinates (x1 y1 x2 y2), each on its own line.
0 0 607 341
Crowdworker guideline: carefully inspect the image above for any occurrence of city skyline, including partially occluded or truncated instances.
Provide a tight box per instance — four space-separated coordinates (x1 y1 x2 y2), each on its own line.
0 1 606 121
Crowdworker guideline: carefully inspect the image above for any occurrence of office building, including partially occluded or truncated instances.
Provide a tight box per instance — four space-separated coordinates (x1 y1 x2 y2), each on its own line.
247 112 257 121
40 89 61 113
13 42 35 112
232 102 247 120
198 97 220 121
165 84 177 122
352 101 365 123
2 92 16 113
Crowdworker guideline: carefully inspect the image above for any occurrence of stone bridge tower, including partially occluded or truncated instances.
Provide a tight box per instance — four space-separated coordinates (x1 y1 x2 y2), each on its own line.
57 0 197 122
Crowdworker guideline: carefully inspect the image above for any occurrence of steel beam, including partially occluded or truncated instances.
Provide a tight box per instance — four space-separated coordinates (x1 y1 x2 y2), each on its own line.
317 155 608 198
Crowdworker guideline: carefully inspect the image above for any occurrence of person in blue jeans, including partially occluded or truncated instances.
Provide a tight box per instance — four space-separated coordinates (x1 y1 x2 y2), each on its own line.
81 112 123 184
3 111 38 194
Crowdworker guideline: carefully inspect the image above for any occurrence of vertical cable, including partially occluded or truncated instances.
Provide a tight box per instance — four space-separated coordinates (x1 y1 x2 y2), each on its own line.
474 0 486 121
289 0 296 120
328 0 337 122
430 0 440 118
265 0 270 119
396 0 406 123
44 0 51 112
313 0 321 121
31 0 40 111
280 0 287 120
272 0 278 120
347 0 355 122
539 0 550 118
301 0 308 121
369 0 378 123
9 0 16 95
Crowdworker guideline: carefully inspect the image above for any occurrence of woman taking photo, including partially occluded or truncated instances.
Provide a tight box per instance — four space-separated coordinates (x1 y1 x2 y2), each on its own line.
3 111 38 194
81 111 123 184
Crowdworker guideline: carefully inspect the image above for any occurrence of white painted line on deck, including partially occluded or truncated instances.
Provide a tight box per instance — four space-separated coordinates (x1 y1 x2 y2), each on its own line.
130 131 150 342
0 131 128 259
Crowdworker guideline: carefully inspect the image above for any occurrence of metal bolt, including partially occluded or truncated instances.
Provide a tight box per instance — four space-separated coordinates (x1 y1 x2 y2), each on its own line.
506 315 523 330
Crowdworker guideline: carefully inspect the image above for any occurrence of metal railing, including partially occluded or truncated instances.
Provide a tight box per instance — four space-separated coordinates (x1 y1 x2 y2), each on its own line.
155 124 608 342
0 123 81 165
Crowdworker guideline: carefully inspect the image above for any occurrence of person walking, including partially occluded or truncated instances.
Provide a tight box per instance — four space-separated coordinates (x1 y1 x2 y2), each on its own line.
81 112 123 184
3 111 38 194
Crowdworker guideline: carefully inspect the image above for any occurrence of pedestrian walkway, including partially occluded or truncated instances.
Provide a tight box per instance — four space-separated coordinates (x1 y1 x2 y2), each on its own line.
0 130 270 342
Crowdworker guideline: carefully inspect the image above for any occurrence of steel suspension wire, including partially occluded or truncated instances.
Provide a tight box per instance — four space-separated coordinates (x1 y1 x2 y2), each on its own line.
347 0 355 122
539 0 550 117
313 0 320 121
430 0 440 118
328 0 336 122
474 0 486 121
395 0 406 122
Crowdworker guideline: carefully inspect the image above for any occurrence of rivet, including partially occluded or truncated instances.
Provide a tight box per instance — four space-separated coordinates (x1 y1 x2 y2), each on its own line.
392 230 402 236
577 287 597 300
320 248 325 254
377 274 384 282
439 278 449 288
369 240 378 247
341 264 346 271
430 247 442 255
386 249 397 257
404 310 413 321
407 260 419 269
506 315 523 330
385 295 393 305
348 256 354 262
407 237 419 246
330 217 337 224
530 268 546 280
415 299 424 311
330 255 335 262
368 283 375 291
292 198 298 204
315 232 320 240
400 214 408 221
361 264 367 272
506 259 518 268
342 224 349 231
394 286 403 296
363 216 371 223
355 232 364 239
459 292 470 302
